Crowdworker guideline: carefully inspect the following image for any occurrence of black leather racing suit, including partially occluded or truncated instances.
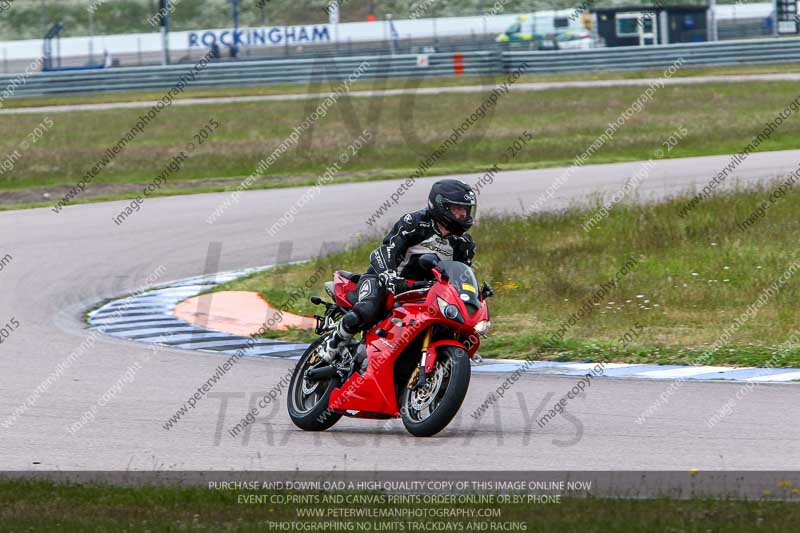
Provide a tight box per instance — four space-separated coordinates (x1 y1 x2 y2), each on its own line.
341 208 477 335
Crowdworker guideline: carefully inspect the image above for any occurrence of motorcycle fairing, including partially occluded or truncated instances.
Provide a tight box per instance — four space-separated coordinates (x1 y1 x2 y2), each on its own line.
327 279 487 417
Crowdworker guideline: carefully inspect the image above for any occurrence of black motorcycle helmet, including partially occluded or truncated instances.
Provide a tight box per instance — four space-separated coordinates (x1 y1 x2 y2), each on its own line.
428 179 477 236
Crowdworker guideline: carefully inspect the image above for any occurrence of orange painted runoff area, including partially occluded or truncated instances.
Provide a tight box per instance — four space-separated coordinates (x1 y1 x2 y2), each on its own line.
174 291 315 336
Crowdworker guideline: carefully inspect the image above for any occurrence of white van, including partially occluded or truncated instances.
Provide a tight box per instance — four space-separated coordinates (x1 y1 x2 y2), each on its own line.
496 11 587 44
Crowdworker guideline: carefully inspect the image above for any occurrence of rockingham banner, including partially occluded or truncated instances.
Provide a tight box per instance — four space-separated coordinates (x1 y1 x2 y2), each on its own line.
0 14 518 61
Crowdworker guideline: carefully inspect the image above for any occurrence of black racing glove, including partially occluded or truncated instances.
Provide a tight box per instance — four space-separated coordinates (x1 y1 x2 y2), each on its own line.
378 270 405 294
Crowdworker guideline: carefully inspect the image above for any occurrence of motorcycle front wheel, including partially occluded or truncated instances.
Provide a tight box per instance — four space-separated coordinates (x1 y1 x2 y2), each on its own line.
400 345 471 437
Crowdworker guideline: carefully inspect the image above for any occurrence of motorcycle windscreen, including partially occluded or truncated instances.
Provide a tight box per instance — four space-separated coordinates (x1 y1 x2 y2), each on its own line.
438 260 481 315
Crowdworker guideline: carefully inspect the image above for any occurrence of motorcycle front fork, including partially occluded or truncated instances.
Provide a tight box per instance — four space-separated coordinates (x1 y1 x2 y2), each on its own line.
409 329 433 390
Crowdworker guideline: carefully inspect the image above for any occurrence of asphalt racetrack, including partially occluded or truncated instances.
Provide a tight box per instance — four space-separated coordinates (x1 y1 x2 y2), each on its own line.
2 150 799 471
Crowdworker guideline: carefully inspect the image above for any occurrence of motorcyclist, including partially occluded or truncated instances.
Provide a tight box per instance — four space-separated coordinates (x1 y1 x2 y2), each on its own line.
319 179 478 363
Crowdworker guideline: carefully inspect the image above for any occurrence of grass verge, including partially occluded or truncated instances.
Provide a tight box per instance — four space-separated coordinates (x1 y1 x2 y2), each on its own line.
4 70 800 209
208 184 800 367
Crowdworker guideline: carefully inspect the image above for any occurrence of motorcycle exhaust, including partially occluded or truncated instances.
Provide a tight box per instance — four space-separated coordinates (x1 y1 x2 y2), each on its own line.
305 366 338 381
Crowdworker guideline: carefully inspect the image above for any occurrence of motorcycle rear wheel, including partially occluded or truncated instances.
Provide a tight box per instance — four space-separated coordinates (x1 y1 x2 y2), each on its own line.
287 337 343 431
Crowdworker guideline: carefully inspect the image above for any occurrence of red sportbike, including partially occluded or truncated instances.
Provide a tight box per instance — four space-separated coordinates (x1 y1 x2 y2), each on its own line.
287 254 493 437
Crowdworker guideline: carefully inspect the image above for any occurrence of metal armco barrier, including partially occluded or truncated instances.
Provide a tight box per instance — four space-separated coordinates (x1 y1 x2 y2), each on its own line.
3 37 800 98
502 37 800 73
0 52 496 98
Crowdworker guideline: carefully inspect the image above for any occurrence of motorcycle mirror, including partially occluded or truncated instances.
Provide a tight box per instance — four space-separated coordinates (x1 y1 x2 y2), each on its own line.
481 281 494 299
418 254 440 271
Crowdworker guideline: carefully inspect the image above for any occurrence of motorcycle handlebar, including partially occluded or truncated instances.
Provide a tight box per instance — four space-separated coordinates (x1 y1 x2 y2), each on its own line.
395 280 434 294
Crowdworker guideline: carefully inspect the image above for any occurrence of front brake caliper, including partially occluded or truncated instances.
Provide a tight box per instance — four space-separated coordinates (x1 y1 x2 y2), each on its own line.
407 367 420 390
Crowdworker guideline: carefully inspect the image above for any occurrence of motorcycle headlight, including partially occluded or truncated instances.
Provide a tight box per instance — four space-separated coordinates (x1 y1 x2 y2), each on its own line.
475 320 491 337
437 297 463 323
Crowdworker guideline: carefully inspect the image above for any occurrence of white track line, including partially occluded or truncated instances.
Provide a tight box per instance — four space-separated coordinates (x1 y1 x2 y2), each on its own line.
745 371 800 382
635 366 735 379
